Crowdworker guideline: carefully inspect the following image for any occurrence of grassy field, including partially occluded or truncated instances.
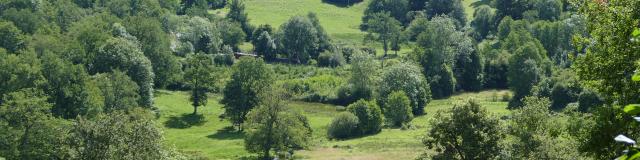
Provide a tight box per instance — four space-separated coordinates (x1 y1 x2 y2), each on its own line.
155 89 511 159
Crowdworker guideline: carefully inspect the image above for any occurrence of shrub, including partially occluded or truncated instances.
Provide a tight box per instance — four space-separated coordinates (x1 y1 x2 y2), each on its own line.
347 99 383 135
384 91 413 127
317 50 346 68
327 112 360 139
379 62 431 115
577 89 603 112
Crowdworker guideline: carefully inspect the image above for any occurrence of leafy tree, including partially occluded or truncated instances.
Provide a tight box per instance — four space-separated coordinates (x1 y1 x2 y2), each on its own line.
493 0 532 20
69 109 175 160
416 16 468 98
577 89 603 112
94 70 140 113
471 5 495 40
405 17 429 41
346 52 378 103
251 24 274 43
278 15 319 64
1 8 47 34
379 62 431 115
253 31 277 61
507 41 547 108
41 53 103 119
125 16 182 88
0 20 26 53
504 96 583 159
327 112 360 139
365 12 402 57
0 51 45 103
347 99 383 135
184 53 215 115
572 1 640 158
361 0 409 29
221 57 274 129
307 12 331 53
480 41 509 89
534 0 563 21
0 88 70 159
453 38 482 91
227 0 253 40
177 16 221 54
244 89 312 160
217 20 246 51
383 91 413 127
317 49 346 68
95 37 155 108
421 99 503 160
423 0 466 28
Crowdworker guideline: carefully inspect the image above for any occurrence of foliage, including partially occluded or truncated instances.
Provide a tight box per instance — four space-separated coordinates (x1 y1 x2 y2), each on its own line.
221 57 274 128
453 41 483 92
94 70 140 113
471 5 495 40
0 88 70 159
317 49 346 68
227 0 253 40
95 37 154 108
344 52 378 104
578 89 603 112
253 31 277 61
347 99 383 135
383 91 413 127
422 0 466 28
278 15 319 64
42 53 103 118
244 89 312 159
0 20 26 53
307 12 331 54
184 53 216 115
378 62 431 115
506 32 549 108
327 112 360 139
416 16 470 98
361 0 409 29
365 12 401 56
421 99 503 160
69 109 176 160
125 16 181 88
0 51 46 104
217 20 246 50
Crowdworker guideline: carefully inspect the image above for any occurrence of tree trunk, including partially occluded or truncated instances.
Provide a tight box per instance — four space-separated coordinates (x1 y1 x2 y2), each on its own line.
193 106 198 115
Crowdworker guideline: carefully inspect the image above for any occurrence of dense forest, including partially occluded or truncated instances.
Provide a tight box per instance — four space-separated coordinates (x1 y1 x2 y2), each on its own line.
0 0 639 159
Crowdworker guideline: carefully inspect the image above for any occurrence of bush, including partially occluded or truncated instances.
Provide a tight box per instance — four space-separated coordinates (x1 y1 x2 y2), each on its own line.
317 50 346 68
577 89 603 112
384 91 413 127
379 62 432 115
347 99 383 135
327 112 360 139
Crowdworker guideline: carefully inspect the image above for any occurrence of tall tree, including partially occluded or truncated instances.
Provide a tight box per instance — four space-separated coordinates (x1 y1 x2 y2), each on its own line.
244 88 312 160
347 52 379 103
307 12 331 54
227 0 253 40
471 5 496 40
421 99 503 160
184 53 215 115
507 41 547 108
423 0 467 28
365 12 402 57
361 0 409 29
94 70 140 113
278 16 319 64
379 62 431 115
0 21 26 53
0 88 69 159
221 57 274 129
0 51 45 103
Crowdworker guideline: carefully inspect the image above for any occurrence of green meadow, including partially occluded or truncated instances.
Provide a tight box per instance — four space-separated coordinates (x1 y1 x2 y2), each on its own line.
156 89 511 159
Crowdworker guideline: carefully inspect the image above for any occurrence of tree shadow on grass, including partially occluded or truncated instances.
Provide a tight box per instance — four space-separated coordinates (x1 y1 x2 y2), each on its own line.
321 0 363 8
207 126 245 140
164 113 206 129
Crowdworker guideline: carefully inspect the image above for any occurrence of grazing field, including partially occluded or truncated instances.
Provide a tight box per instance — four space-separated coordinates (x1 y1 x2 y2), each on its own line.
155 89 511 159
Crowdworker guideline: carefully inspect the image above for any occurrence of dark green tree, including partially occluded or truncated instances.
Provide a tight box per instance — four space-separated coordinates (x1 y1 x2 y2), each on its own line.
244 88 312 160
421 99 503 160
423 0 466 28
184 53 215 115
221 57 274 129
253 31 277 61
278 15 319 64
307 12 331 54
383 91 413 127
227 0 253 40
0 21 26 53
347 99 383 135
365 12 402 57
94 70 140 113
471 5 495 40
0 51 45 103
361 0 409 29
379 62 431 115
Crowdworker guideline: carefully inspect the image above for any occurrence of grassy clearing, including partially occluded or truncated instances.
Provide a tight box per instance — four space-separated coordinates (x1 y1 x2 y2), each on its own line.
155 89 511 159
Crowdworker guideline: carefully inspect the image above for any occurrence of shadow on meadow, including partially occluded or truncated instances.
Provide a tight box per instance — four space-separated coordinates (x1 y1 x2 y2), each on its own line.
207 126 245 140
164 113 206 129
